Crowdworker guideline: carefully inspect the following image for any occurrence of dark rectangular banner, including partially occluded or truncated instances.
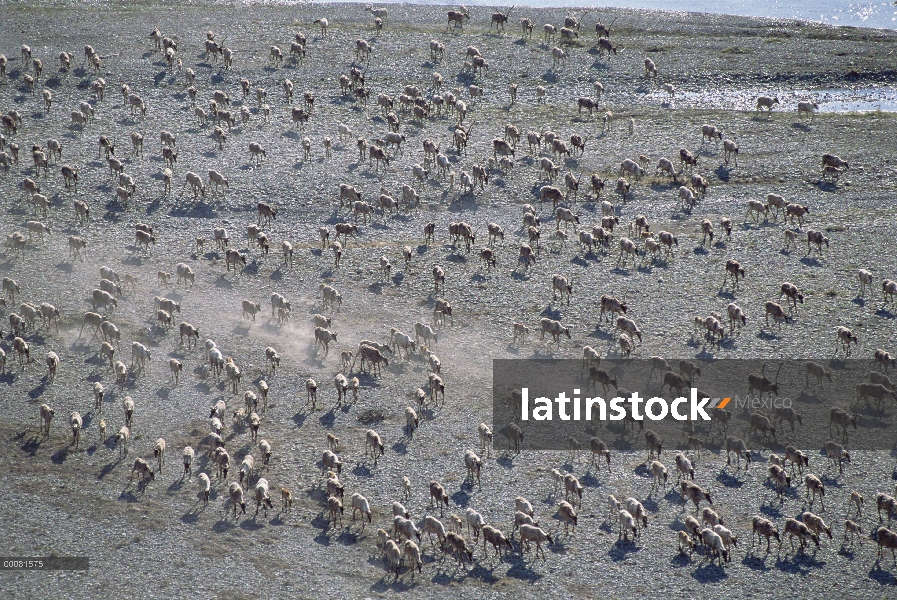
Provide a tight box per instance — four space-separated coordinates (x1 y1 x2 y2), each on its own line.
492 359 896 451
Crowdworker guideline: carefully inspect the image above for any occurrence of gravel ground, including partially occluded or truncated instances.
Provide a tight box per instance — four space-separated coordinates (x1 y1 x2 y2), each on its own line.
2 2 897 598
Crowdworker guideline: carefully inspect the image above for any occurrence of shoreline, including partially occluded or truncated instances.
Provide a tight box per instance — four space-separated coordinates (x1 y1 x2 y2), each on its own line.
2 0 897 33
317 0 897 34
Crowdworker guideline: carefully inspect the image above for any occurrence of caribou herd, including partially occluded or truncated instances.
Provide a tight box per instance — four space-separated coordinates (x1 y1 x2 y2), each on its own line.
1 1 897 590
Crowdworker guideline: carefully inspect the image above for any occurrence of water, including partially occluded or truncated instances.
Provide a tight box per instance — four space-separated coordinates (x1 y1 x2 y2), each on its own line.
317 0 897 30
642 87 897 112
813 88 897 112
